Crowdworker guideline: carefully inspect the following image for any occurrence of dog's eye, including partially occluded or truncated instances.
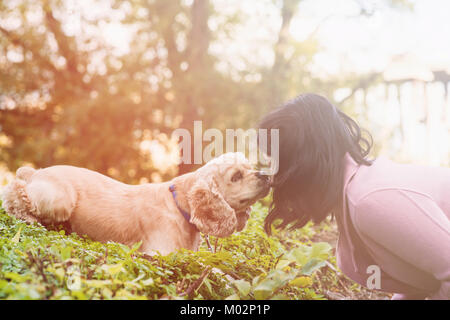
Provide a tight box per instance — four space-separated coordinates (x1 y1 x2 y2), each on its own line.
231 171 243 182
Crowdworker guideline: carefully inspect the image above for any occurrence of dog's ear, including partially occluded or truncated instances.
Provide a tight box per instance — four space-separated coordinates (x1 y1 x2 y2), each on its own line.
187 177 237 237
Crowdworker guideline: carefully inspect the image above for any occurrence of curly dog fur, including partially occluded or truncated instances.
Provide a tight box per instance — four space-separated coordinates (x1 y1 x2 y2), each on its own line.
2 152 270 255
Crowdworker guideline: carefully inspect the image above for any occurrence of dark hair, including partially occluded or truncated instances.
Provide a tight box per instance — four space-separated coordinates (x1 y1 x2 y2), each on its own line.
258 93 373 234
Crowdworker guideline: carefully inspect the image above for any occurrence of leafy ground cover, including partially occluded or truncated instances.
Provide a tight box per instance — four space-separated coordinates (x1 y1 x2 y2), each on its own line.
0 200 390 300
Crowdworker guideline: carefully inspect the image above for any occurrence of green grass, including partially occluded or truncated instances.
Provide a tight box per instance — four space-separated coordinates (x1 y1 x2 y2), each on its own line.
0 200 346 300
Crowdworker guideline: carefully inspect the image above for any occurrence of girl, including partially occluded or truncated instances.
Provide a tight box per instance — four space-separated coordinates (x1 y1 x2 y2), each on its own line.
259 93 450 299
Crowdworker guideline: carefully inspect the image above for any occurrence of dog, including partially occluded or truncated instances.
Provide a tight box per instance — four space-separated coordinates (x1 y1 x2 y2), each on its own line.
1 152 270 255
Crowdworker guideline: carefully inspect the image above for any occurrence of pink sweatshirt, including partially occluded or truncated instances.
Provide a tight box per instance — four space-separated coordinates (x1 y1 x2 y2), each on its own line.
335 153 450 300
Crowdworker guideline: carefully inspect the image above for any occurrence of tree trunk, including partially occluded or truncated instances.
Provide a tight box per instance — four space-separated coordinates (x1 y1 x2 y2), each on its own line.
266 0 301 109
177 0 211 175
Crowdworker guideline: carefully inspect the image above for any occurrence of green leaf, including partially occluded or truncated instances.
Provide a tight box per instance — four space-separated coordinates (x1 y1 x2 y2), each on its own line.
11 226 22 243
71 290 88 300
61 246 73 260
289 276 313 288
253 284 273 300
130 241 143 254
105 263 124 276
232 279 251 297
4 272 29 283
275 259 291 270
301 258 327 275
141 278 154 286
310 242 332 260
283 246 311 266
84 279 113 288
253 270 295 300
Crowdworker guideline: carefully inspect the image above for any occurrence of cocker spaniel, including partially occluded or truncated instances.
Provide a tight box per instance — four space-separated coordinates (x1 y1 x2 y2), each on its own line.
2 152 270 255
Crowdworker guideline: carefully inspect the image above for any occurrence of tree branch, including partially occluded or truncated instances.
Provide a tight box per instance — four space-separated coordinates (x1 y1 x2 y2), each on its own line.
43 0 80 75
186 0 210 69
0 26 60 76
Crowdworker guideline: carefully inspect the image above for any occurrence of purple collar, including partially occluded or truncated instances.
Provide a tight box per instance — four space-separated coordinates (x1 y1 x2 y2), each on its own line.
169 184 198 231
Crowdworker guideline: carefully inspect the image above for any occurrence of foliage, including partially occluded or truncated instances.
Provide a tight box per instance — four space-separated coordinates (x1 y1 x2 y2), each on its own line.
0 0 413 180
0 0 273 179
0 201 336 300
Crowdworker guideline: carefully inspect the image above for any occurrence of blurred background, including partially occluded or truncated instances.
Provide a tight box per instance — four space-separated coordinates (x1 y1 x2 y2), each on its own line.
1 0 449 185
